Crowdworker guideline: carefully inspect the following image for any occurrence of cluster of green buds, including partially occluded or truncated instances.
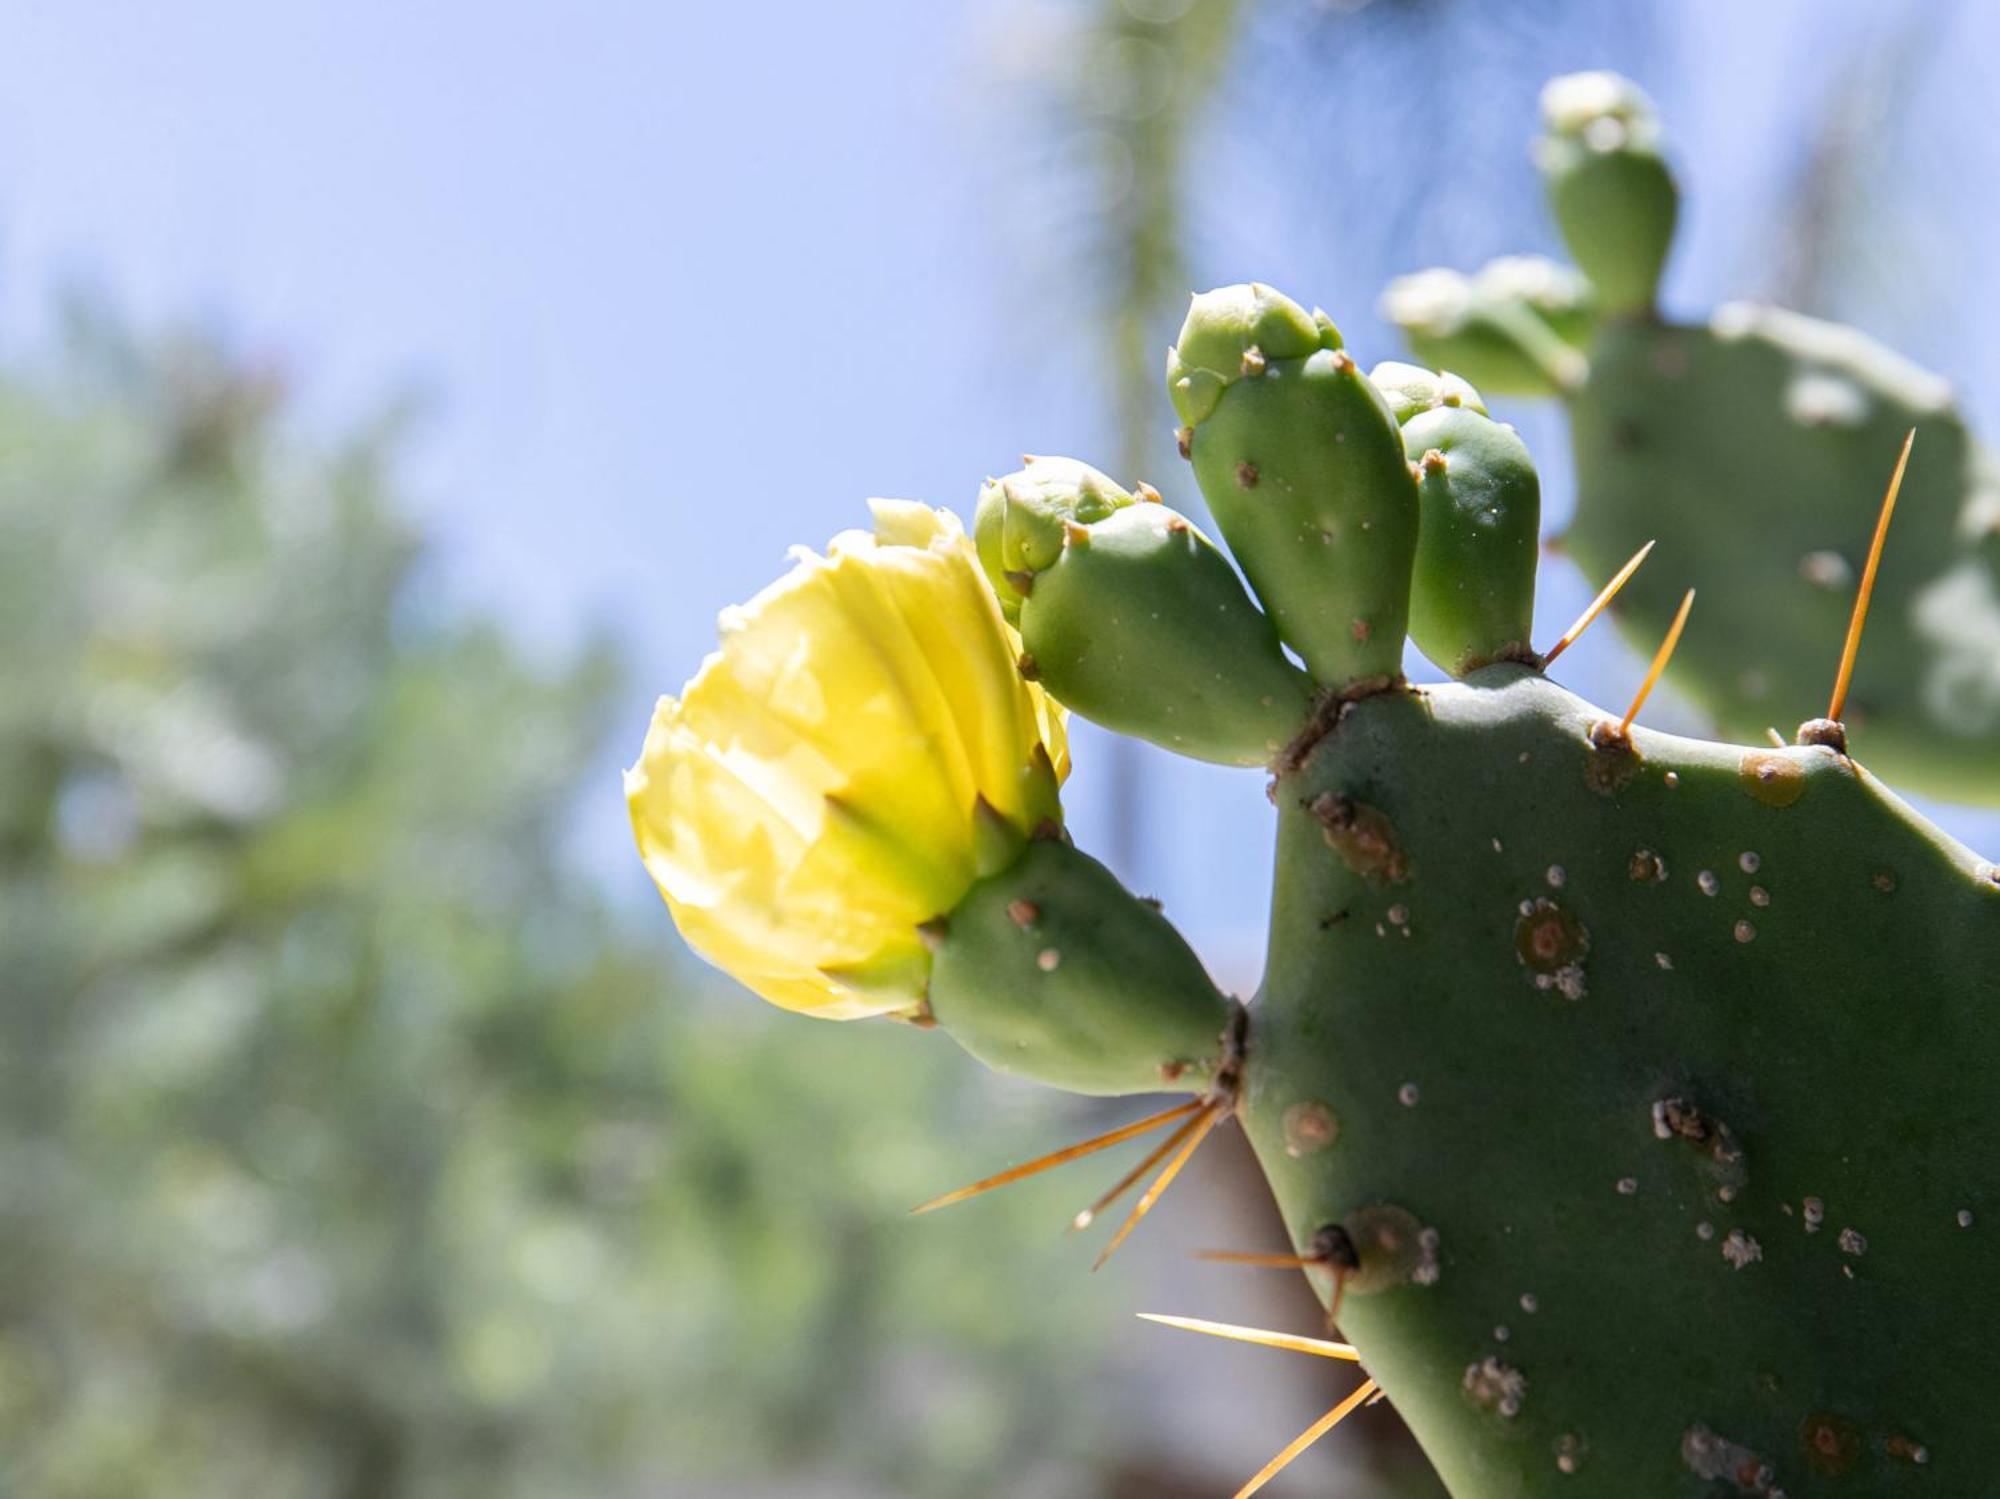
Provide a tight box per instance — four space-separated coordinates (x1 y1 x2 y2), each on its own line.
629 275 1552 1094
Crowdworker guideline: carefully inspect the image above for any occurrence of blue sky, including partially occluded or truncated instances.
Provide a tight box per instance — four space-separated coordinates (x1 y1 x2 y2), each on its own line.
0 2 1039 647
4 0 1994 975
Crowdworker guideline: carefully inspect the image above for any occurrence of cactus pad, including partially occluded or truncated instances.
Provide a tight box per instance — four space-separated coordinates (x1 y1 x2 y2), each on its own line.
1249 667 1999 1492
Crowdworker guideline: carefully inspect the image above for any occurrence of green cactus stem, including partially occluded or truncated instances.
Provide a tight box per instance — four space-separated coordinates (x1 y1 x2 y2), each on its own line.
932 275 2000 1489
933 270 2000 1486
913 654 2000 1493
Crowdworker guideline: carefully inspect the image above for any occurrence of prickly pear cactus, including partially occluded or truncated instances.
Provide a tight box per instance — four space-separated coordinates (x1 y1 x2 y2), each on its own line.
1383 71 2000 806
629 271 2000 1495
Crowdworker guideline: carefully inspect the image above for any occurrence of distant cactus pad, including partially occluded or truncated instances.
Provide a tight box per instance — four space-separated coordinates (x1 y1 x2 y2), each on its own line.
1534 72 1678 317
1385 70 2000 805
1566 306 2000 801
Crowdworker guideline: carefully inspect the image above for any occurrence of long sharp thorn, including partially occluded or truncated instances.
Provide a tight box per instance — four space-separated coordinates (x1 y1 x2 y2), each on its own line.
1232 1379 1381 1499
911 1098 1202 1215
1195 1249 1319 1270
1135 1313 1359 1362
1091 1104 1222 1270
1828 427 1916 723
1619 587 1696 737
1543 538 1655 665
1071 1109 1209 1231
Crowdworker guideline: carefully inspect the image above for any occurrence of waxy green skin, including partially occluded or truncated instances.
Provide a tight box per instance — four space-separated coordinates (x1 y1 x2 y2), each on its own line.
1402 407 1540 676
1247 669 2000 1494
1016 500 1315 766
976 456 1136 623
1383 70 2000 804
1371 360 1489 425
1171 286 1419 688
1545 147 1675 316
929 837 1236 1098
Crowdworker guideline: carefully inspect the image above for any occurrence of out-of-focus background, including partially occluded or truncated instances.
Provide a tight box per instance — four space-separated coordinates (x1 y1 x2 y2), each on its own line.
4 2 1999 1494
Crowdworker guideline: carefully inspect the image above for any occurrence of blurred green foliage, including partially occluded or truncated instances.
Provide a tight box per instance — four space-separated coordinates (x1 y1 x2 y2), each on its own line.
0 313 1113 1498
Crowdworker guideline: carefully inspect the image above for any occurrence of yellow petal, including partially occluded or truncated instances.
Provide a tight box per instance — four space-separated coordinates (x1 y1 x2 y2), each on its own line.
856 517 1056 829
626 503 1069 1018
863 496 953 548
629 713 920 975
704 552 972 848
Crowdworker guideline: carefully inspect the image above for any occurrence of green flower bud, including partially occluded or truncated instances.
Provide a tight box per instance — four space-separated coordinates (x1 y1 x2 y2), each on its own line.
975 457 1136 621
929 838 1238 1096
1165 282 1337 427
1019 498 1316 766
1402 407 1540 677
1170 283 1418 691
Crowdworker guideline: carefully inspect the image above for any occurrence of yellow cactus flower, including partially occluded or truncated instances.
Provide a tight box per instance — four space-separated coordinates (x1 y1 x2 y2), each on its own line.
627 500 1069 1020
